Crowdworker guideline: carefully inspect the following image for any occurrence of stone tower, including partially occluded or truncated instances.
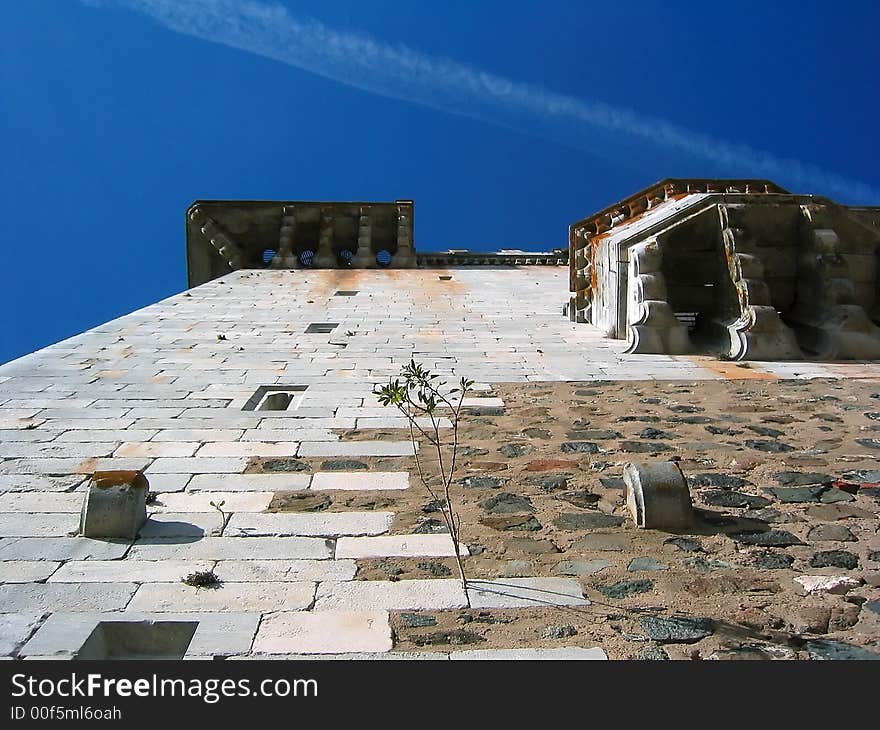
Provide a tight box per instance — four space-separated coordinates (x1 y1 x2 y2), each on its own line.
2 191 879 660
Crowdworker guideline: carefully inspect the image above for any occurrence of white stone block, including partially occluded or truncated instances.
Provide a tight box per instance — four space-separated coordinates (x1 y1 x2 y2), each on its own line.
0 492 83 513
128 536 332 561
310 472 409 491
230 652 448 661
298 441 416 457
127 581 315 612
0 429 62 442
240 407 335 419
0 406 42 417
257 418 355 430
0 442 119 458
335 534 467 559
0 457 150 475
136 417 260 430
0 613 44 656
0 561 61 583
195 442 299 457
150 429 245 442
36 408 130 419
39 419 136 430
139 513 222 538
794 575 862 595
354 416 453 429
459 397 505 412
115 442 200 457
314 579 468 611
121 408 188 419
184 613 262 657
242 429 338 442
0 474 84 492
252 611 392 654
145 457 249 474
0 418 45 430
0 583 137 612
449 647 607 660
56 430 157 443
0 537 131 561
187 474 310 492
335 407 399 419
151 491 273 513
0 513 80 537
215 559 357 582
141 473 191 492
48 560 214 583
224 511 393 538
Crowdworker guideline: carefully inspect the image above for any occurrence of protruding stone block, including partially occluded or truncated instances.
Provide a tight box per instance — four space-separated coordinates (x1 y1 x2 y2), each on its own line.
78 470 148 540
623 462 693 529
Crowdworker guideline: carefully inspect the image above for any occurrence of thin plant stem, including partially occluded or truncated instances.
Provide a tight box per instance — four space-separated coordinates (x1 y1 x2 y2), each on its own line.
374 365 472 606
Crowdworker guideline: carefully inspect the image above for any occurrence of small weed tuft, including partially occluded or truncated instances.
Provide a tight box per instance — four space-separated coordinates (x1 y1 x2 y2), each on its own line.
182 570 222 589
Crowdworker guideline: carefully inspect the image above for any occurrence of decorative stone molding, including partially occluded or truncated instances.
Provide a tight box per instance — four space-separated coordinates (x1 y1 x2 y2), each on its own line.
570 178 786 296
625 239 691 354
391 202 416 268
415 251 566 267
787 205 880 359
188 206 243 272
314 206 337 268
186 200 419 284
272 205 300 269
719 205 802 360
352 206 375 268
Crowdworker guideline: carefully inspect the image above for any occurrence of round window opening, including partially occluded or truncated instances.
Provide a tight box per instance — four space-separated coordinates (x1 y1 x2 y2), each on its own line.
299 250 316 267
376 250 392 268
262 249 277 265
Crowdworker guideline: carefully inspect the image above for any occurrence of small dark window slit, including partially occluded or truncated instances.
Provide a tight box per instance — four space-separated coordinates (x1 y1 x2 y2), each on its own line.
305 323 339 333
241 385 308 411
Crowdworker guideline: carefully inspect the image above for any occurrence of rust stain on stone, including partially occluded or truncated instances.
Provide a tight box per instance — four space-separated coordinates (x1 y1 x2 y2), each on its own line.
91 470 149 490
685 357 778 380
96 370 126 379
307 268 371 297
292 269 467 306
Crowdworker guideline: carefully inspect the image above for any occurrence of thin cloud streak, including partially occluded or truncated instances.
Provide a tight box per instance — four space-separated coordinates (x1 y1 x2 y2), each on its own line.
86 0 878 202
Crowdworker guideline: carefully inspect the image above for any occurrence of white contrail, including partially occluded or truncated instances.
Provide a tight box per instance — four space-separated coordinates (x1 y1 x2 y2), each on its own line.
83 0 878 202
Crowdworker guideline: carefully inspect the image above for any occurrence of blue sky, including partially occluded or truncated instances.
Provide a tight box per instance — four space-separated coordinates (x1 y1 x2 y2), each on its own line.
1 0 878 364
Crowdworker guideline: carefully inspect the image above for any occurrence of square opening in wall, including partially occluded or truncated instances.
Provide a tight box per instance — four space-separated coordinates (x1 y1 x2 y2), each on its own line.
334 291 359 296
74 621 198 660
305 323 339 333
242 385 308 411
260 392 295 410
